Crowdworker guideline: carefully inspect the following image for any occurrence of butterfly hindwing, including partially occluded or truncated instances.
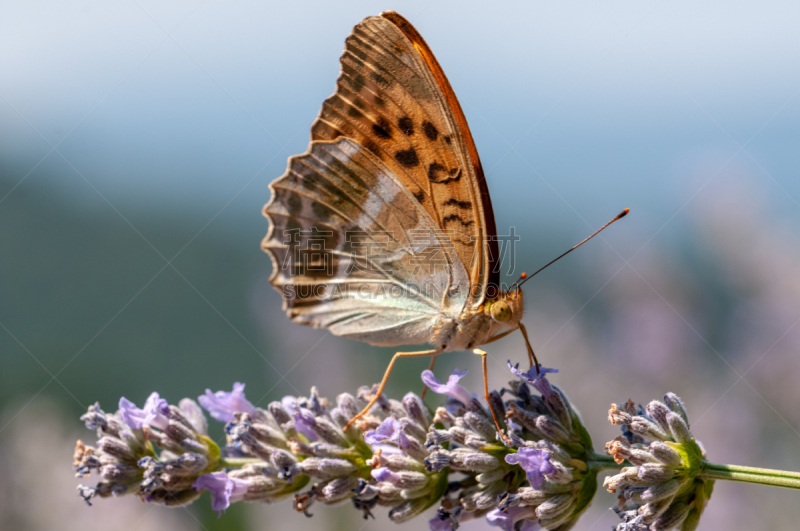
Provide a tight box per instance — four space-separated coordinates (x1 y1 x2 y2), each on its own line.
263 138 469 346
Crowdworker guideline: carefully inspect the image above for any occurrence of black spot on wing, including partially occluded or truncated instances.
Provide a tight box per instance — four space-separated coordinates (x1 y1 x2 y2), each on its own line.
398 117 414 136
282 188 303 215
347 106 364 119
444 198 472 209
363 139 383 160
312 201 334 221
371 117 392 140
413 190 425 202
395 148 419 167
373 95 386 107
423 121 438 141
350 45 367 61
428 162 446 181
428 164 462 183
352 74 365 93
443 213 474 227
443 135 452 144
370 71 389 87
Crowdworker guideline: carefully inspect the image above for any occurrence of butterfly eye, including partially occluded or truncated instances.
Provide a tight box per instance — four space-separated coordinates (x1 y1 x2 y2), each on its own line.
491 301 512 323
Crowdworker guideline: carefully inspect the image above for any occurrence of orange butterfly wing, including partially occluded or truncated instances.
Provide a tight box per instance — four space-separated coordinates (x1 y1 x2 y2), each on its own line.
310 11 500 305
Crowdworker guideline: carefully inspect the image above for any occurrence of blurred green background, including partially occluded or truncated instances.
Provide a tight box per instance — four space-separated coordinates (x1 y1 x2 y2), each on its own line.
2 1 800 530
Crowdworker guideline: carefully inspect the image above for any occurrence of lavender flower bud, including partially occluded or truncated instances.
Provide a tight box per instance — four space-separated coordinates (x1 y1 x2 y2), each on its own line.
505 403 544 436
629 416 671 442
666 412 692 444
426 428 451 448
178 399 208 434
641 496 672 523
424 450 451 472
641 478 682 503
432 407 455 425
652 501 691 531
80 404 108 431
543 386 572 429
638 463 676 483
650 441 684 467
268 399 292 424
402 392 431 428
97 437 136 462
464 434 490 450
476 468 505 484
310 416 349 446
382 454 425 473
329 408 351 429
300 458 356 479
99 463 139 482
646 401 672 433
336 393 359 419
488 390 505 424
320 476 360 502
535 415 569 444
371 468 428 490
517 486 552 505
464 411 497 441
165 419 197 444
448 450 500 473
535 492 573 520
469 481 506 510
388 497 428 523
663 393 689 428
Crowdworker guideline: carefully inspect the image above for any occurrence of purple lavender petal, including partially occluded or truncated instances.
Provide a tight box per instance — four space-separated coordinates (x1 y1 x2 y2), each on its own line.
193 471 232 515
505 448 555 489
507 361 558 384
292 407 318 441
197 382 255 423
429 513 455 531
118 392 169 430
486 507 539 531
421 369 473 405
193 471 248 516
364 416 403 445
371 467 400 484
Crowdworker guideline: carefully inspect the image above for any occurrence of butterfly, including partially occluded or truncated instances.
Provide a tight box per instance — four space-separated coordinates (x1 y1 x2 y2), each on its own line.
262 11 626 436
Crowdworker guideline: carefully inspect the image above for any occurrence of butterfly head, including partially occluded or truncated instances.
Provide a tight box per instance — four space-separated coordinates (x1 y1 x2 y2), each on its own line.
485 288 524 329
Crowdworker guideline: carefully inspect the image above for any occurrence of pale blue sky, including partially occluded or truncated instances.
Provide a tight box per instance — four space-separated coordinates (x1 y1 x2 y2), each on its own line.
2 0 800 259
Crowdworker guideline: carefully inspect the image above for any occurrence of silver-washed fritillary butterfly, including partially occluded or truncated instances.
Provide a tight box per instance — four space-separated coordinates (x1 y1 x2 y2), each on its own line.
263 11 627 436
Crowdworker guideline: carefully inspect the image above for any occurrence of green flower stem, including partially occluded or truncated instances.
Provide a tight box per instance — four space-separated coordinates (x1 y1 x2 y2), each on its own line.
586 451 623 473
700 462 800 490
218 457 266 468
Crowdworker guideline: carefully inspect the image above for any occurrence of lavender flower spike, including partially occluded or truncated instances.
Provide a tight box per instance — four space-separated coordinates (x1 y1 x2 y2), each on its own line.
507 361 558 384
421 368 472 405
505 447 556 489
118 392 169 430
193 471 248 516
198 382 255 422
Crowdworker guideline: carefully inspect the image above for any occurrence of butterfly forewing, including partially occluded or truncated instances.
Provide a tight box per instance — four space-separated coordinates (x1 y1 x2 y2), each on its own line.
310 12 499 305
264 12 501 348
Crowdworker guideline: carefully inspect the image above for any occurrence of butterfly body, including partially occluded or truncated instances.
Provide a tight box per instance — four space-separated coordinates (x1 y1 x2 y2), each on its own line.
431 290 525 352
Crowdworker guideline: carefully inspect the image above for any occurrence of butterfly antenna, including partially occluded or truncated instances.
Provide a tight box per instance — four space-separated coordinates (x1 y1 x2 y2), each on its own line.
511 208 629 291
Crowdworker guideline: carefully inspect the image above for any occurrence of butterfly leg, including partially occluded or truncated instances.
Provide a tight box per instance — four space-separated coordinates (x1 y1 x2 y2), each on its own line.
344 349 443 431
420 354 439 399
517 322 540 373
473 348 513 445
